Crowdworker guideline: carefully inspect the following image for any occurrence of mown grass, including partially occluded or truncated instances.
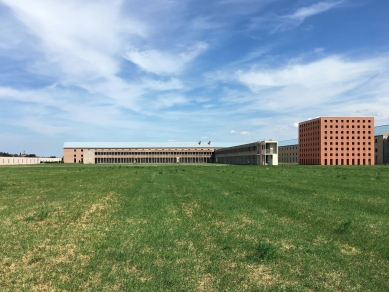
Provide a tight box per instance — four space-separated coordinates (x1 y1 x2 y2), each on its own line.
0 164 388 291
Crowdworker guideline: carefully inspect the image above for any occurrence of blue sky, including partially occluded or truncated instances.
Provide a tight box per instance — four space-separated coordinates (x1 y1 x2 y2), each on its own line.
1 0 389 156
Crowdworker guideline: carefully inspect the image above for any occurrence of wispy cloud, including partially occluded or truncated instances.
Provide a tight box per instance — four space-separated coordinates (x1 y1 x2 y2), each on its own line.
123 42 208 75
250 1 344 33
1 0 146 82
290 1 343 20
234 55 389 111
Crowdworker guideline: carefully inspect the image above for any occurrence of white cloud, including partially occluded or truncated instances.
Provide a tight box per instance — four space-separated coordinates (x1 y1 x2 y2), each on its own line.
1 0 147 82
235 55 389 111
250 1 344 33
239 131 250 135
289 1 343 20
230 130 236 133
237 56 381 88
124 42 208 75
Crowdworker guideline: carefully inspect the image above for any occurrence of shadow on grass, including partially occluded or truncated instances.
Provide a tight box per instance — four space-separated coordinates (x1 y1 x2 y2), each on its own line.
24 209 50 222
249 241 278 263
335 220 352 234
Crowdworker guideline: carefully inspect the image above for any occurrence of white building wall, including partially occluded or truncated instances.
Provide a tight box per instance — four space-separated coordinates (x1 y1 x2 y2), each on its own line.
0 157 61 165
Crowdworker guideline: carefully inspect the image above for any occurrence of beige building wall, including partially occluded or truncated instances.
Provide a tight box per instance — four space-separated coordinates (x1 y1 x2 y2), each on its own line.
64 148 85 163
83 150 95 164
279 145 299 163
64 146 216 164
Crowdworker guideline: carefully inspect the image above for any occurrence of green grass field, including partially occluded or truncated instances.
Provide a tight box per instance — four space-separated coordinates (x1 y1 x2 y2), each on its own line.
0 164 388 291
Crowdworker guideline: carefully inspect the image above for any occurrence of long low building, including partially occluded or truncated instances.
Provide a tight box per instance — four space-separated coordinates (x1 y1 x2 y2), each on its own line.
0 157 61 165
63 141 279 165
214 140 278 165
63 142 236 164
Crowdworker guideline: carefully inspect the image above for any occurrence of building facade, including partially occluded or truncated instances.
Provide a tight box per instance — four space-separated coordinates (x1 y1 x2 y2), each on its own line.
278 139 299 164
374 124 389 164
0 157 61 165
63 142 233 164
299 117 374 165
214 141 278 165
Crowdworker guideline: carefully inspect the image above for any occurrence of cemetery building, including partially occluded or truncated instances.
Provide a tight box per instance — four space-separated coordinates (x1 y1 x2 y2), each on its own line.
299 117 374 165
214 141 278 165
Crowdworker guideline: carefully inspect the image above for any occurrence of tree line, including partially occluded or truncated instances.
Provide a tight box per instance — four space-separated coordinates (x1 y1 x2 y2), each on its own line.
0 152 37 157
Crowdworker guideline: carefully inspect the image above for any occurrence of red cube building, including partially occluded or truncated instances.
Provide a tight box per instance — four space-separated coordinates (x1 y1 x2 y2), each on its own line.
299 117 374 165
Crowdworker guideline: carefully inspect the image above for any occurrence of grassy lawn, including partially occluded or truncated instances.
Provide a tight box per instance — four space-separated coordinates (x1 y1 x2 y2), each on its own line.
0 164 388 291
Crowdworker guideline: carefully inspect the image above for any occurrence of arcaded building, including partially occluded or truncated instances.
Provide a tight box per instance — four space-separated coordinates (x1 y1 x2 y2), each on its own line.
299 117 374 165
214 141 278 165
63 142 237 164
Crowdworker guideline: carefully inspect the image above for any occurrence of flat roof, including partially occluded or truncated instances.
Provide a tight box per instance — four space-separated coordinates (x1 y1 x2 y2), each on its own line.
63 142 237 149
374 124 389 136
278 139 298 147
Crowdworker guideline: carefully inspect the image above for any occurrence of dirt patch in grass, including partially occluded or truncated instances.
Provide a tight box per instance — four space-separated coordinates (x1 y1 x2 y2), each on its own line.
126 218 148 225
281 241 296 250
339 244 360 255
198 273 218 292
238 215 257 225
181 201 200 218
125 266 153 283
246 264 278 287
313 235 328 245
